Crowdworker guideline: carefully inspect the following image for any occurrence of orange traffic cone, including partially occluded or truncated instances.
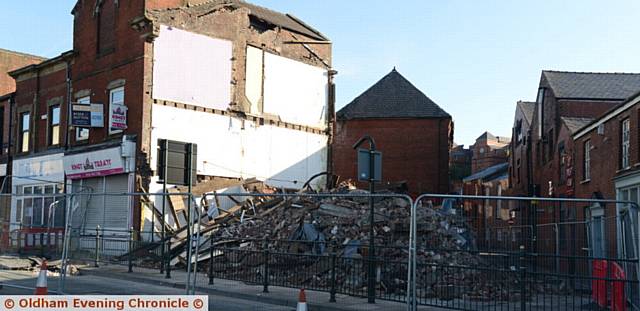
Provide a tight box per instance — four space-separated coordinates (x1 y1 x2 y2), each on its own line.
34 260 48 295
296 288 307 311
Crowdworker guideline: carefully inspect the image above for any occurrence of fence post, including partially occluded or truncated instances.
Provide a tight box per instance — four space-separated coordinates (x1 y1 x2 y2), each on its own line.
39 232 45 257
263 242 269 293
209 243 214 285
519 245 527 311
94 225 100 267
128 227 134 273
165 238 171 279
330 250 337 302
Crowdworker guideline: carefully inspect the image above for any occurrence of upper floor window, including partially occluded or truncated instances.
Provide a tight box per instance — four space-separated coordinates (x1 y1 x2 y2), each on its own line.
584 140 591 181
108 87 125 134
622 118 630 169
49 105 61 146
558 141 566 183
20 112 30 153
97 0 116 55
76 96 90 141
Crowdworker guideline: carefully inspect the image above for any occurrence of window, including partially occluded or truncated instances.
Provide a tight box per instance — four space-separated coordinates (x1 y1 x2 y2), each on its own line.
546 129 554 163
0 107 4 154
76 96 90 141
108 87 125 134
20 112 30 153
559 141 566 183
49 105 60 146
584 140 591 181
14 184 64 228
97 0 116 55
622 119 630 169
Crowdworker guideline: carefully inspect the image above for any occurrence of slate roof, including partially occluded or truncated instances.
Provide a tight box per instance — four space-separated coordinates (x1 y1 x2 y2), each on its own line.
337 69 450 120
517 101 535 125
543 70 640 100
149 0 328 41
463 163 508 183
561 117 594 134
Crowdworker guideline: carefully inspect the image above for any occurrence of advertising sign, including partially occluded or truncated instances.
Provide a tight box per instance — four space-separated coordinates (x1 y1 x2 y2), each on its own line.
63 147 125 179
90 103 104 127
110 103 128 131
71 105 91 127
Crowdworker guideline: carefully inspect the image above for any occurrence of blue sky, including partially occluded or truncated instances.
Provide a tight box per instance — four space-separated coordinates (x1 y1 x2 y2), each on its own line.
2 1 640 145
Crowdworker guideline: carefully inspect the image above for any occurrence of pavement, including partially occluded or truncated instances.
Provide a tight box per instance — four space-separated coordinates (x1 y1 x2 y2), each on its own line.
0 269 290 310
79 264 433 311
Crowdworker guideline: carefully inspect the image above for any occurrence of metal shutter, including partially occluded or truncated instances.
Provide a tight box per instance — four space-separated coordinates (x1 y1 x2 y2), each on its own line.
80 177 105 233
103 174 130 232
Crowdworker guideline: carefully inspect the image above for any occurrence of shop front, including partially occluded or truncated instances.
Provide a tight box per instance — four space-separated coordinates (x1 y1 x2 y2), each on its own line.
10 153 65 249
63 140 136 237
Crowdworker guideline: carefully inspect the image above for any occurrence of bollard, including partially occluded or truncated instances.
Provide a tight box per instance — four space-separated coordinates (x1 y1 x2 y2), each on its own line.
95 226 101 267
519 245 527 311
128 227 134 273
165 238 171 279
209 244 214 285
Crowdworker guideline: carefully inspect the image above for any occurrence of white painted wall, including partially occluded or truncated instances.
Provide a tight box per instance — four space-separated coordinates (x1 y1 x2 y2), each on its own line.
152 25 232 110
150 104 328 190
262 51 328 128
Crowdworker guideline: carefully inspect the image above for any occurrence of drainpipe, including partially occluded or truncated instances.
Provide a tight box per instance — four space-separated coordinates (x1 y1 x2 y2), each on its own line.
326 69 337 189
33 70 40 154
5 94 15 193
63 59 72 206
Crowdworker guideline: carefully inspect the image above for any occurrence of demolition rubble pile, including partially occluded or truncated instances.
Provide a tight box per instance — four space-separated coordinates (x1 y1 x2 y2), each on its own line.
133 179 519 301
204 186 518 301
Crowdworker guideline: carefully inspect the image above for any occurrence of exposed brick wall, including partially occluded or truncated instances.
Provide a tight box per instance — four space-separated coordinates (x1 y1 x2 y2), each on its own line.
0 50 45 96
332 118 452 196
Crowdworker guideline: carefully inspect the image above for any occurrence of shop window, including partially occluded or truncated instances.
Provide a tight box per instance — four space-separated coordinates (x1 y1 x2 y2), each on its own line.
20 112 30 153
76 96 90 141
49 105 61 146
15 184 64 228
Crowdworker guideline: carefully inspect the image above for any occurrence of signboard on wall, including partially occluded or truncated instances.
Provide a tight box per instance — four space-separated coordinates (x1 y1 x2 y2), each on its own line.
72 103 104 127
72 105 91 127
63 147 125 179
110 103 128 131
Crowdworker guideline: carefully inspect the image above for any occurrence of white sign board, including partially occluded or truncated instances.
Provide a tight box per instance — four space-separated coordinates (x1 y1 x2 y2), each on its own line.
63 147 125 179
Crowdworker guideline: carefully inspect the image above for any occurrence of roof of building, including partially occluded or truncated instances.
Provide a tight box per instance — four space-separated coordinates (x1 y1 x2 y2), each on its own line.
148 0 328 41
476 131 511 144
561 117 594 134
0 48 46 61
517 101 535 125
543 70 640 100
337 68 450 120
462 162 508 183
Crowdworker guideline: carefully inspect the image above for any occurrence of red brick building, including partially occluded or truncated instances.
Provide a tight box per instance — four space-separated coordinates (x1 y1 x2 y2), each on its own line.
573 91 640 259
333 69 453 195
6 0 334 246
508 101 534 196
528 71 640 200
506 70 640 258
470 132 509 174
